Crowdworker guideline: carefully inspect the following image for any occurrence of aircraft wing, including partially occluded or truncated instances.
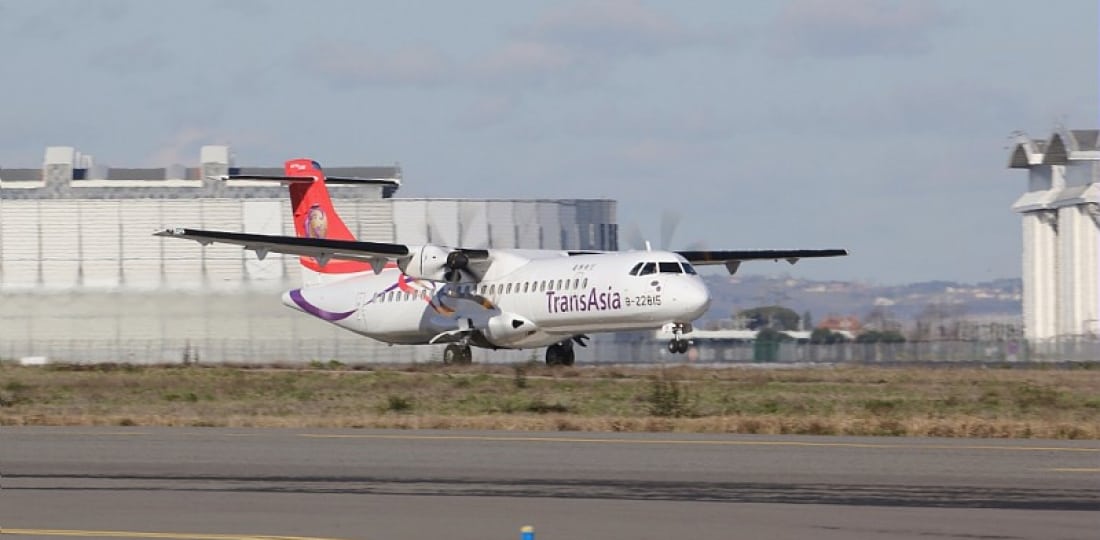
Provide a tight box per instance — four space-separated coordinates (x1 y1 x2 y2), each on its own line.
155 227 492 278
676 249 848 275
155 228 409 269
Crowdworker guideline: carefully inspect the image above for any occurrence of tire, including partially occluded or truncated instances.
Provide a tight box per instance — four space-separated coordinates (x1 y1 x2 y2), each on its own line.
545 345 563 366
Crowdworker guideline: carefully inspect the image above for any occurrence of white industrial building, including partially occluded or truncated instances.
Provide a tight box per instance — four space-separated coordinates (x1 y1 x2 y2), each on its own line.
1009 128 1100 341
1 145 617 292
0 145 618 363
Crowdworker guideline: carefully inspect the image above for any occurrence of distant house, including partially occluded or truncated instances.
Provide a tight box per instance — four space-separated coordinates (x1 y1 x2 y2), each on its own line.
817 315 862 334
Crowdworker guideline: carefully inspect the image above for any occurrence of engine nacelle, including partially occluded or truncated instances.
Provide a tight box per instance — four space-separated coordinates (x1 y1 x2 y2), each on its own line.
483 313 538 347
400 245 476 282
399 245 452 281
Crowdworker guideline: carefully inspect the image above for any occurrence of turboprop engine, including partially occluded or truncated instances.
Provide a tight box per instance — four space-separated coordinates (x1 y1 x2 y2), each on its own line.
482 313 538 347
400 245 475 282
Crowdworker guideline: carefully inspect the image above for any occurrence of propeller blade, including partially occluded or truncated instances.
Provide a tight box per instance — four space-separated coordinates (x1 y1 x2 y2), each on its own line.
659 210 682 251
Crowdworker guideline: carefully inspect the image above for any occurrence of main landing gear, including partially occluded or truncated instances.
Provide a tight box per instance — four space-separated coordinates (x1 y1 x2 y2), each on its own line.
443 343 472 365
545 341 575 367
667 322 691 355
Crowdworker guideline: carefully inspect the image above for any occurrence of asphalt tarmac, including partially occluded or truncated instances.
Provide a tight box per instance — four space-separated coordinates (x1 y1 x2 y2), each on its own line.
1 427 1097 540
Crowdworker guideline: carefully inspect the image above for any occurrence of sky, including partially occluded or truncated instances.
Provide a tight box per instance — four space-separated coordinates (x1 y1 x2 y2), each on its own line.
0 0 1096 284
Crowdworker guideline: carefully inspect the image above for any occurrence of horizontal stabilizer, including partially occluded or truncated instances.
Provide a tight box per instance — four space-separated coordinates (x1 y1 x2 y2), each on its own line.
211 174 400 188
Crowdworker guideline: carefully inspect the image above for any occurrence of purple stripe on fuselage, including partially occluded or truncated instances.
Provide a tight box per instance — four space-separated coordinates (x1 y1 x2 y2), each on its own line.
289 289 357 321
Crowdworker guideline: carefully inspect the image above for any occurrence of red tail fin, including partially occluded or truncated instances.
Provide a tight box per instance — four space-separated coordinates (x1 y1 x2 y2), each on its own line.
285 158 371 274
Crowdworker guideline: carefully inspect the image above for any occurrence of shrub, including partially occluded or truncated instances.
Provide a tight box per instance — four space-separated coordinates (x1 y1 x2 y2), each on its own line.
646 378 695 418
383 395 414 413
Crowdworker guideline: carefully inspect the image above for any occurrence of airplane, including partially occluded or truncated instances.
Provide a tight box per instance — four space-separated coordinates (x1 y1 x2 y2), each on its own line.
155 158 847 366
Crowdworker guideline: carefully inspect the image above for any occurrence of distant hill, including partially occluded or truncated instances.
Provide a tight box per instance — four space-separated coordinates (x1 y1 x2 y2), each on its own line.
699 274 1022 327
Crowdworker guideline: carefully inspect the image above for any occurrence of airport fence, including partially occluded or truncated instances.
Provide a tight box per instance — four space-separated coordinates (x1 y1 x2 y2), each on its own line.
1 337 1097 366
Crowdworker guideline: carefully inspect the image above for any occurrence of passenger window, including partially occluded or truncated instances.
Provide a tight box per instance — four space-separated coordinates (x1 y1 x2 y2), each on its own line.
573 278 580 289
556 279 563 289
387 291 394 301
506 283 512 294
582 278 588 288
490 284 496 295
639 262 657 276
480 285 487 295
659 262 681 274
540 281 547 292
682 262 697 275
523 282 529 293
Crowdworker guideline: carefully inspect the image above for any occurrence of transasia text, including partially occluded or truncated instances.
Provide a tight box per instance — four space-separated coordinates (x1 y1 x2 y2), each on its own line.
546 288 623 313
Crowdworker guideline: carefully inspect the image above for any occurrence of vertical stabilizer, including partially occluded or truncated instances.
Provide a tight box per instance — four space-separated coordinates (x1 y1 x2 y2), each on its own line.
284 158 372 279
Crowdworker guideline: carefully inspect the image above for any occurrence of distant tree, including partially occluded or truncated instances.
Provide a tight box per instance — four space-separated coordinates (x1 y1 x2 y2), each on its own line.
863 306 903 333
855 330 907 343
737 306 800 331
810 328 849 344
756 327 795 343
913 303 966 341
802 310 814 331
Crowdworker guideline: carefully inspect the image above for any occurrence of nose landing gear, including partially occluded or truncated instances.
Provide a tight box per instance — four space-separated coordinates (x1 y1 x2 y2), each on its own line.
667 322 691 354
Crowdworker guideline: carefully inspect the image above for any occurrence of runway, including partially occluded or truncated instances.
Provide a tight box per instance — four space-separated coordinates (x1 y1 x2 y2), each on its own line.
2 428 1097 540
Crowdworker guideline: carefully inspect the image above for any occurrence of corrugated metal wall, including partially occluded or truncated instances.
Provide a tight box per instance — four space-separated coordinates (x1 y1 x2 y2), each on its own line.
1 197 617 291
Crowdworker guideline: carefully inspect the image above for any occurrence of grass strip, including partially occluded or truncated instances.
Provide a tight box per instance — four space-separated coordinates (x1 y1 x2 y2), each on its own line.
1 362 1098 439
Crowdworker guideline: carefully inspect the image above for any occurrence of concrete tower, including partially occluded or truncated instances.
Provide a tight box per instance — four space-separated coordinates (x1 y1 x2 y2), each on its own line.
1010 129 1100 342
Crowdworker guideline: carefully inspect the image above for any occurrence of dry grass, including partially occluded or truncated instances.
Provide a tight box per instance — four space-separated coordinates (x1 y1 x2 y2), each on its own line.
1 362 1098 439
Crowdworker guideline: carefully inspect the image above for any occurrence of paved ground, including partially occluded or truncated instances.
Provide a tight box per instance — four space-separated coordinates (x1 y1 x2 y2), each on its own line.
1 427 1097 540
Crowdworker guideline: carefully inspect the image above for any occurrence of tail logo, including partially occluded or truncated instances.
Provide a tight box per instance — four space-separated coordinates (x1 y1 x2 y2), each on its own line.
303 204 328 238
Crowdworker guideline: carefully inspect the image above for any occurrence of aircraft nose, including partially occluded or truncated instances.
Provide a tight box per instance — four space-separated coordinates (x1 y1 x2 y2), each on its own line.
680 278 711 319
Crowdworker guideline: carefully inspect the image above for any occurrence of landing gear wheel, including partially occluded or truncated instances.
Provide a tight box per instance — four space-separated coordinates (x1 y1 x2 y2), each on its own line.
545 342 575 367
666 322 692 355
444 344 473 365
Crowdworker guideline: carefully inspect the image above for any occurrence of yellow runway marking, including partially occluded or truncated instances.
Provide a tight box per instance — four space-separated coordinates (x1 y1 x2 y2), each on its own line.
298 432 1100 453
1 529 348 540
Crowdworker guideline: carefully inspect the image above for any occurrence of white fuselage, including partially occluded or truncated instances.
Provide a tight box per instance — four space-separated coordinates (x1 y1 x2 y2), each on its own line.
282 250 710 349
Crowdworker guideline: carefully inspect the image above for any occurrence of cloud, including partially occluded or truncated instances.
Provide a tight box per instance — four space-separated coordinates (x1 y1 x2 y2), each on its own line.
768 0 949 58
474 40 577 83
300 42 454 88
472 0 737 87
453 94 522 130
145 127 216 166
88 36 175 75
527 0 693 56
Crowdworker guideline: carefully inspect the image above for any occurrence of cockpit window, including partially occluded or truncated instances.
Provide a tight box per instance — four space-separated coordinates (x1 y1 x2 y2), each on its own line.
639 262 657 276
628 262 644 276
658 262 682 274
682 262 697 275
